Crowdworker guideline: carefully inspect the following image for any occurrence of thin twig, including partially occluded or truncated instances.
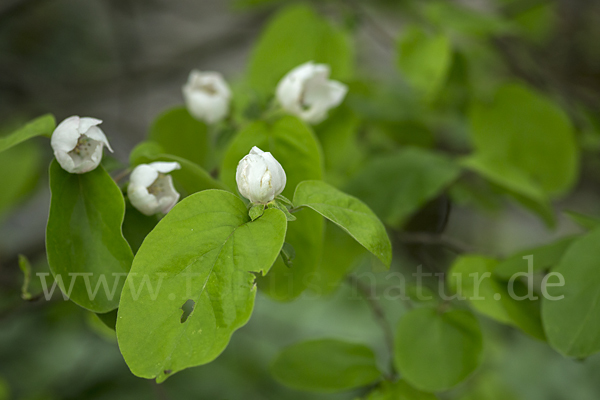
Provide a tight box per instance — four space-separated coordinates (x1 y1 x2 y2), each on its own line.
149 380 171 400
346 274 396 370
345 0 397 50
112 168 131 184
397 232 474 254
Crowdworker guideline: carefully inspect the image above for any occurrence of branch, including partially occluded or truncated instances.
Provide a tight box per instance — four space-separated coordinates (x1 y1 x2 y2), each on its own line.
397 232 474 254
346 275 396 363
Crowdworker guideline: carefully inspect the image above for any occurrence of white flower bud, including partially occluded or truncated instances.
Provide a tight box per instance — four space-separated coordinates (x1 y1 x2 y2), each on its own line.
182 70 232 124
236 147 286 204
128 162 181 216
276 61 348 124
50 116 113 174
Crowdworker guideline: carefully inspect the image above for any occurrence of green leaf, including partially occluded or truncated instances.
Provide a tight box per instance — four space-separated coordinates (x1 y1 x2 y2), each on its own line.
271 339 381 392
46 160 133 313
293 180 391 267
469 83 579 196
279 242 296 268
96 309 118 331
131 142 226 195
542 227 600 358
268 199 297 221
449 255 545 340
423 1 513 37
314 105 363 186
461 156 555 227
221 116 324 300
116 190 287 381
346 148 461 228
149 107 209 168
0 141 42 218
394 308 483 392
122 202 160 254
397 26 452 100
564 210 600 230
257 208 324 300
494 236 576 279
309 220 367 295
449 256 510 323
0 114 55 153
366 380 438 400
247 3 353 95
249 203 265 221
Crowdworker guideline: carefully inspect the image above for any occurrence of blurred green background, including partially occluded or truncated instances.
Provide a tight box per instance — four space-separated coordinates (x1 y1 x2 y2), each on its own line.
2 0 600 399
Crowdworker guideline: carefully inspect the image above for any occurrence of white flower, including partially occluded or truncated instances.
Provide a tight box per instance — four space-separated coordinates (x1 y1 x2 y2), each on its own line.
128 162 181 216
236 147 286 204
182 70 232 124
275 61 348 124
50 116 113 174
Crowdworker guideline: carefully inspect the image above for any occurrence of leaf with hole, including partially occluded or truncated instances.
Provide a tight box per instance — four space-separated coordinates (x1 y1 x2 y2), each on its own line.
116 190 287 381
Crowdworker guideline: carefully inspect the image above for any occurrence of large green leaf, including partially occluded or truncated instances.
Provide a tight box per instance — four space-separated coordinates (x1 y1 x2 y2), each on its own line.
542 227 600 358
247 3 353 95
271 339 381 392
149 107 209 168
46 160 133 313
397 25 452 100
346 148 461 228
293 180 392 267
116 190 287 381
366 380 438 400
394 308 482 392
221 116 324 300
449 255 545 340
0 114 55 153
0 141 42 218
469 83 579 196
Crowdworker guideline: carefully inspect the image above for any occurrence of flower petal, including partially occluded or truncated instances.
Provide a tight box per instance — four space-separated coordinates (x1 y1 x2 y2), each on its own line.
130 164 159 188
51 116 81 153
149 161 181 174
84 126 113 153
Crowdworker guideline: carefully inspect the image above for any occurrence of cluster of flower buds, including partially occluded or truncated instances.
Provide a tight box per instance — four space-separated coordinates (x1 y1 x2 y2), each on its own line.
50 62 346 215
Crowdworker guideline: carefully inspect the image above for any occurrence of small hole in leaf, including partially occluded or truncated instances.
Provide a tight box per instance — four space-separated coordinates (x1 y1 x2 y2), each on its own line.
180 299 195 323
